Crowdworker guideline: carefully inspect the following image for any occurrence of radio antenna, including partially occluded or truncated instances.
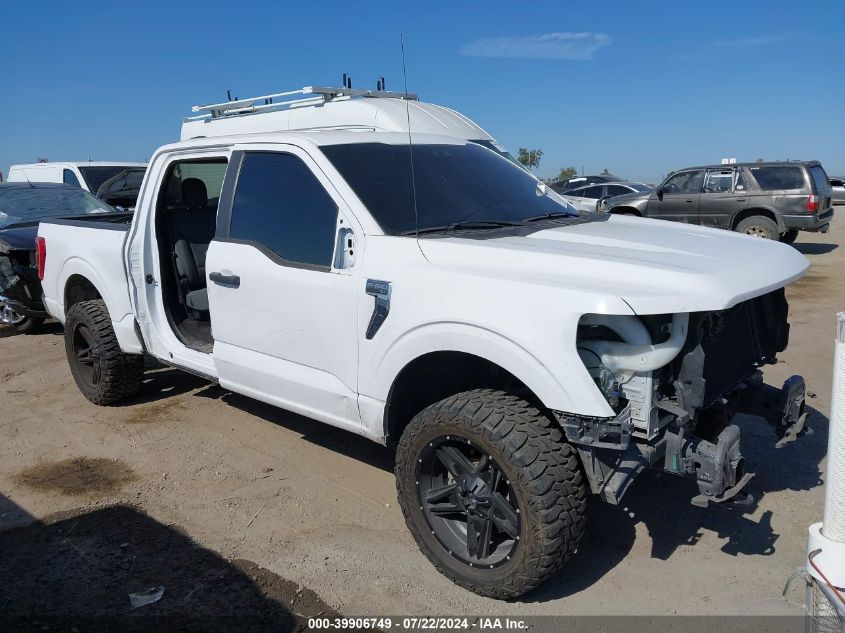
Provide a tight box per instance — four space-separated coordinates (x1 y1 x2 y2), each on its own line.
401 34 420 236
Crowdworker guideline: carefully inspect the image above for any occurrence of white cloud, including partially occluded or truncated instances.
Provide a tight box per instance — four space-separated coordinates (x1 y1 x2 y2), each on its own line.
714 34 790 48
460 32 611 60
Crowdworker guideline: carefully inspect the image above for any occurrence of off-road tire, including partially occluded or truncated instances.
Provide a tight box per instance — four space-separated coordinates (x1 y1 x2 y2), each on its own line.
780 229 799 245
395 389 586 599
12 317 44 334
736 215 779 240
64 300 144 405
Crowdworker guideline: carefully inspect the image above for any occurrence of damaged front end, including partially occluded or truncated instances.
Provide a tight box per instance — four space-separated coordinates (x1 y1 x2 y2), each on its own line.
0 239 47 324
559 288 806 508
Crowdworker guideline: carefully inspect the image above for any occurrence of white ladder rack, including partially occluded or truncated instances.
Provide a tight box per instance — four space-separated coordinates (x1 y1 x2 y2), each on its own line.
187 86 419 121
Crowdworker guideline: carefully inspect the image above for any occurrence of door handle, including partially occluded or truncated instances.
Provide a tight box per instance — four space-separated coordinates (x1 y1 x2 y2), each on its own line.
685 199 695 203
209 272 240 287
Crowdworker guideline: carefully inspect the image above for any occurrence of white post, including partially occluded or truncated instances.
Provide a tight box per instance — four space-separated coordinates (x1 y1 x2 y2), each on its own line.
807 312 845 589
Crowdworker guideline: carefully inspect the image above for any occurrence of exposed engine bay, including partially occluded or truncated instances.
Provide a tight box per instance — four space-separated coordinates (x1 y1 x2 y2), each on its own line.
0 244 46 324
562 288 806 507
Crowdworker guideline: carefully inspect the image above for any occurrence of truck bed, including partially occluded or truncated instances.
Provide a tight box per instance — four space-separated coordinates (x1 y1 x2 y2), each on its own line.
38 216 135 335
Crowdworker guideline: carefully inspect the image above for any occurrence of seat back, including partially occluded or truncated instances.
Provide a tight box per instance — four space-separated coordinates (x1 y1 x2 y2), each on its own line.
166 178 216 310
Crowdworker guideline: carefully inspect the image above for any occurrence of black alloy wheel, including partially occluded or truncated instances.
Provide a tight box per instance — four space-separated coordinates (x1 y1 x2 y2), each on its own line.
70 321 103 388
416 436 520 568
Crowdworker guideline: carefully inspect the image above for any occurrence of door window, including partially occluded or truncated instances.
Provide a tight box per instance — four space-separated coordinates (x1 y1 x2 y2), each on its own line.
662 170 705 194
229 152 338 269
62 169 81 187
161 161 228 209
749 166 805 190
704 170 734 193
582 185 604 199
605 185 630 197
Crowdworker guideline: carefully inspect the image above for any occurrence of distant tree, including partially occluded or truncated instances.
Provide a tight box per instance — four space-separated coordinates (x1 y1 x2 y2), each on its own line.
518 148 543 171
600 168 612 175
558 166 578 181
755 158 765 163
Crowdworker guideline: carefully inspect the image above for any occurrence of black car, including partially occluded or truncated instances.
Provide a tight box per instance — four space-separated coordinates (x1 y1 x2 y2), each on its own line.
0 182 119 332
600 161 834 242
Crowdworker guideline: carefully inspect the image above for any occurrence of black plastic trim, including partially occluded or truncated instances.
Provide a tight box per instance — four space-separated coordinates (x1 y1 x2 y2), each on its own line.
214 150 243 239
214 238 331 273
42 214 133 231
365 279 391 339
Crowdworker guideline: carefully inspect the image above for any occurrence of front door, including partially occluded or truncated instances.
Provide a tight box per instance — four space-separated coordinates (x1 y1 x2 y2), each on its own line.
698 168 748 229
647 169 704 223
205 147 362 433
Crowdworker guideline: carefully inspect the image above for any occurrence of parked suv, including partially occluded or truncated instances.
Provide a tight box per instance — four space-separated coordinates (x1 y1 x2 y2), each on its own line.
601 161 833 242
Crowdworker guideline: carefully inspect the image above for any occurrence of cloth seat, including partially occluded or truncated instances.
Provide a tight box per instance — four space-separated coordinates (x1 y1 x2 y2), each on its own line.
166 178 216 318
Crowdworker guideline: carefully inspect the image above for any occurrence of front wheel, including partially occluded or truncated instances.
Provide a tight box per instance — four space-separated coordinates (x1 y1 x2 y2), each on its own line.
395 389 586 599
735 215 779 240
64 299 144 405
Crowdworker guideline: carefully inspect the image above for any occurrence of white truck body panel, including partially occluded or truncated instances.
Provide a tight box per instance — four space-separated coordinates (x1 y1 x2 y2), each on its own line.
38 221 144 354
38 130 809 443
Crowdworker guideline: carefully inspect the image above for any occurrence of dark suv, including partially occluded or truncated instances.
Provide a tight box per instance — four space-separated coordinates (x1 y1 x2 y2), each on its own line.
600 161 833 242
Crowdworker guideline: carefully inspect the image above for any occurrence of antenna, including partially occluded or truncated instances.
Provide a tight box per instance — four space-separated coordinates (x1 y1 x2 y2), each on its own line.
401 34 419 237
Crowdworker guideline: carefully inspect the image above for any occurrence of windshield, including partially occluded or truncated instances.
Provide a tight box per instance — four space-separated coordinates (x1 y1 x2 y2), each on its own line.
0 187 115 229
321 142 578 235
468 139 529 172
78 166 141 193
629 183 652 193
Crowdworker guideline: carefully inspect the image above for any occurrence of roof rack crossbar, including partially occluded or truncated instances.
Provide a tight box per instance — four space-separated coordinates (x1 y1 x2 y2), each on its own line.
189 85 418 121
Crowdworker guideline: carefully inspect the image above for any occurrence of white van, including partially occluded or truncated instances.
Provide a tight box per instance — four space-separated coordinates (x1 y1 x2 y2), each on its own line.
6 162 146 195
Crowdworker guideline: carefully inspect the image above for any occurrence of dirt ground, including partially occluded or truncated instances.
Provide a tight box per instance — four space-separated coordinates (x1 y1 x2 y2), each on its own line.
0 222 842 621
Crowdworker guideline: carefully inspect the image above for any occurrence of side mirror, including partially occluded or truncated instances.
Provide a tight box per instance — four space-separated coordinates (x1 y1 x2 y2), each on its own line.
656 187 664 200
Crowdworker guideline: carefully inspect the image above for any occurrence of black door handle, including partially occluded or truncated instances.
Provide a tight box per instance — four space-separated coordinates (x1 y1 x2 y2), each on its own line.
209 272 240 287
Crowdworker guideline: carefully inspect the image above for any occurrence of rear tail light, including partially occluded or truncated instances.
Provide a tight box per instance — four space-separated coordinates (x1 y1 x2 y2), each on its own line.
35 236 46 280
807 194 819 212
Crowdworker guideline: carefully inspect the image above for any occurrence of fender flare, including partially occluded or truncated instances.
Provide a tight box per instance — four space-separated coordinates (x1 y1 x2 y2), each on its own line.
731 206 783 232
57 257 144 353
365 321 614 419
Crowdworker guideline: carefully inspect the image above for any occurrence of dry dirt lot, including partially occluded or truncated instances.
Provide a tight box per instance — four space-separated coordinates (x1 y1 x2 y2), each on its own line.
0 222 842 622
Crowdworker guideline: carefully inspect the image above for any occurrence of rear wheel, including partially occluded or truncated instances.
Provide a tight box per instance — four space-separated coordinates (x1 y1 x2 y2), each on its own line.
13 317 44 334
780 229 799 244
736 215 779 240
395 389 586 599
64 299 144 405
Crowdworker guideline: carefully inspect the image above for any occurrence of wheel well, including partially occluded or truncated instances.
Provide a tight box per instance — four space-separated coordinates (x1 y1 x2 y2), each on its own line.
384 351 538 444
732 208 777 230
64 275 102 313
609 207 641 216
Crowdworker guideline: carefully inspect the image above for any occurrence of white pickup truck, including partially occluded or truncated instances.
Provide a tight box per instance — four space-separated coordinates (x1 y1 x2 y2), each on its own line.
38 86 811 599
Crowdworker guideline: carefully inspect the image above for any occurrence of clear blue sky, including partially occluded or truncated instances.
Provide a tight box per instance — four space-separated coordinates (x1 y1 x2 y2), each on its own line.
1 0 842 182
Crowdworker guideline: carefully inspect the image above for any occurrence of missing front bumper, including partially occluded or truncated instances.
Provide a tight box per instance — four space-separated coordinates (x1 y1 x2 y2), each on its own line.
568 374 808 507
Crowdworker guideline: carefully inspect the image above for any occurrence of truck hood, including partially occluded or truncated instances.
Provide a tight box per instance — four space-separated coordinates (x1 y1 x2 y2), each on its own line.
417 215 809 314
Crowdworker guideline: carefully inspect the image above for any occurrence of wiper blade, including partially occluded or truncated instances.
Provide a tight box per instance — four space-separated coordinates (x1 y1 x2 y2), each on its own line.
403 220 523 236
522 211 577 223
